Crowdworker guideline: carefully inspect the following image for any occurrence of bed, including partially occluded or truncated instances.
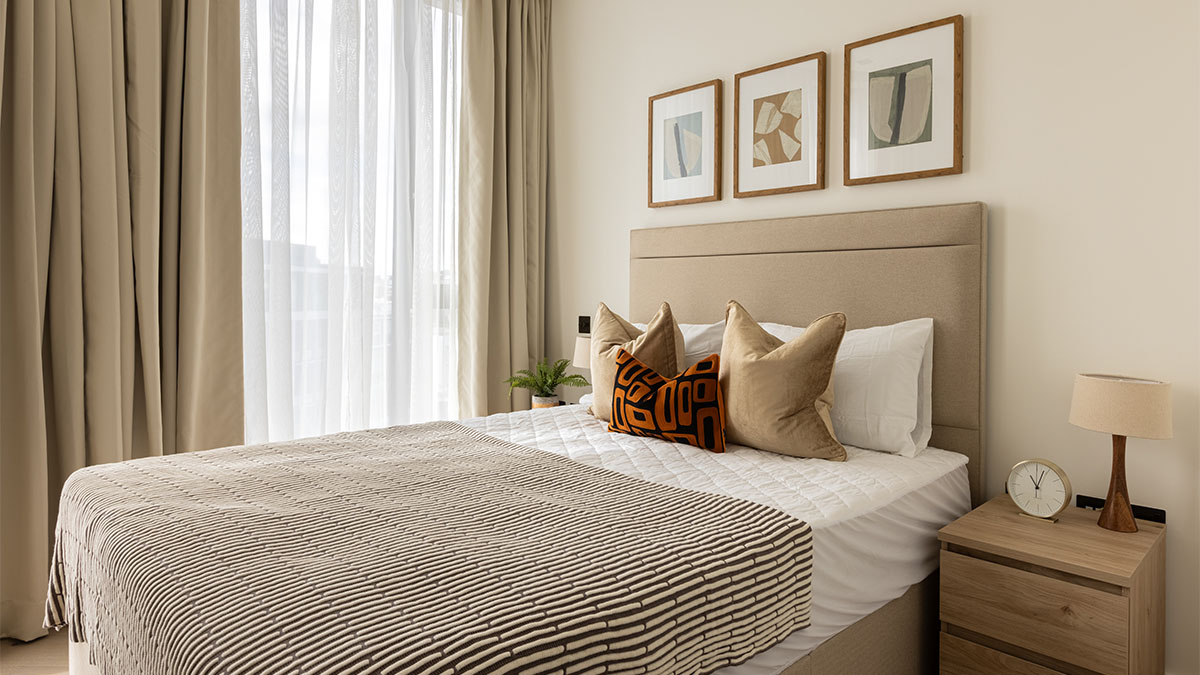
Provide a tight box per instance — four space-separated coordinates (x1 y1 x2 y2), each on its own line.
53 202 987 674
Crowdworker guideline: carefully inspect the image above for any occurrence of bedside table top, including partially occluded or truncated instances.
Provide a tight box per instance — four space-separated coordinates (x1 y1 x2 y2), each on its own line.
939 495 1165 587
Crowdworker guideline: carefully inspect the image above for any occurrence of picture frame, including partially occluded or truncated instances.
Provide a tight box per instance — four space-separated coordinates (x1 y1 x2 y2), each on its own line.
648 79 722 207
844 15 963 185
734 52 826 198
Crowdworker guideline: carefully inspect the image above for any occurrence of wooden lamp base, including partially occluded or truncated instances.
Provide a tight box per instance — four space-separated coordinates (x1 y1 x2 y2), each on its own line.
1098 434 1138 533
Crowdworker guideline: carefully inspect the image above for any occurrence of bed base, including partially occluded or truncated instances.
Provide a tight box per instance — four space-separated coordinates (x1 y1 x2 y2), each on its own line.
781 572 938 675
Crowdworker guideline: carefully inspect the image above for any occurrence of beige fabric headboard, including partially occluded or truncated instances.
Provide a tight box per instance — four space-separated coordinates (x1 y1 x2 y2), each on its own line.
629 202 988 504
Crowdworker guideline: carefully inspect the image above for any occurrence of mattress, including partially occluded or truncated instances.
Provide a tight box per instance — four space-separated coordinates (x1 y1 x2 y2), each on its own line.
67 404 968 675
462 405 971 675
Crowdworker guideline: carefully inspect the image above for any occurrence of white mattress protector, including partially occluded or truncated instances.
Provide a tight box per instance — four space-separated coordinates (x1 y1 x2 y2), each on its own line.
68 405 969 674
462 406 971 674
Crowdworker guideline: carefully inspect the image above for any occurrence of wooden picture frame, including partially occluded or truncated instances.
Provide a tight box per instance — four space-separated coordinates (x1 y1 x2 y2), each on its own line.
844 15 963 185
648 79 722 207
734 52 826 198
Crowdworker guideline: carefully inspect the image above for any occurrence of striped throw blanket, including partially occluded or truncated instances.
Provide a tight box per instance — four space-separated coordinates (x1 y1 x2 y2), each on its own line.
46 422 813 675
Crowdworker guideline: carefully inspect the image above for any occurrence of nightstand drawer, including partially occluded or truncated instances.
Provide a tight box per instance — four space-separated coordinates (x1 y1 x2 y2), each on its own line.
940 550 1128 675
940 633 1062 675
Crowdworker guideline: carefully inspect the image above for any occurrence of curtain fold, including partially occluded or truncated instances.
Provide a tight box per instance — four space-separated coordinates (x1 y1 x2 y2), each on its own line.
0 0 57 643
240 0 463 443
0 0 243 641
458 0 550 417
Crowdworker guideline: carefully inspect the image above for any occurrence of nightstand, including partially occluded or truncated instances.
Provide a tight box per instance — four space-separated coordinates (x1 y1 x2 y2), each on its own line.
937 495 1165 674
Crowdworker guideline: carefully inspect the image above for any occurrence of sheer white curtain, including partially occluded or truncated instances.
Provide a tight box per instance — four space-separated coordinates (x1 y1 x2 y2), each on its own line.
241 0 462 443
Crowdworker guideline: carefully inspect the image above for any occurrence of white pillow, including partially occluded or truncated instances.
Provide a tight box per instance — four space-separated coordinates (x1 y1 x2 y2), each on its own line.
762 318 933 457
633 321 724 369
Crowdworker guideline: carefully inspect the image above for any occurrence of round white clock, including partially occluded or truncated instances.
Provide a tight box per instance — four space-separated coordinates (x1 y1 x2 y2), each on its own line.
1006 459 1073 520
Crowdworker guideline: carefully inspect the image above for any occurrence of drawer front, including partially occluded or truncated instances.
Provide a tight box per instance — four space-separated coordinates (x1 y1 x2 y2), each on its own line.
940 633 1062 675
940 550 1128 675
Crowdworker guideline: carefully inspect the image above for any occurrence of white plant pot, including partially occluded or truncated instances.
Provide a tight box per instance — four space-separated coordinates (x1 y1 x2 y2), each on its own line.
531 395 560 409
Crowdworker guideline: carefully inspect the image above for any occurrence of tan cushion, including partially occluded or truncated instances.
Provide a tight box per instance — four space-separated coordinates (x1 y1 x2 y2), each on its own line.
719 300 847 460
590 302 684 422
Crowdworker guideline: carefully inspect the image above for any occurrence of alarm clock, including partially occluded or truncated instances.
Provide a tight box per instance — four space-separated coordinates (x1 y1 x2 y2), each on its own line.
1006 459 1073 521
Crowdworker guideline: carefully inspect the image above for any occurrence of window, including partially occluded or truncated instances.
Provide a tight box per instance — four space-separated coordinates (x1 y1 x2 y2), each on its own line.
240 0 462 442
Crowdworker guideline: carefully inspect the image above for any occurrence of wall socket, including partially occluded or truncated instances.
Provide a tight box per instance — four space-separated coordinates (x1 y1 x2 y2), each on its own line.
1000 486 1168 524
1075 494 1166 524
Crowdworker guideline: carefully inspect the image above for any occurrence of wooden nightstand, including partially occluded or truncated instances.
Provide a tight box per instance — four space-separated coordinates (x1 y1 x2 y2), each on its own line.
937 495 1165 675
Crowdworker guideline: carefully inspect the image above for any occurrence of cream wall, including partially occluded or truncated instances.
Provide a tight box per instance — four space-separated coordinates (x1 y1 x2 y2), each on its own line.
546 1 1200 671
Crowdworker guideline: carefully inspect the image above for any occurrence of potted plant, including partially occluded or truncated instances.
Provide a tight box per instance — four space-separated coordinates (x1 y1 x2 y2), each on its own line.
504 358 590 409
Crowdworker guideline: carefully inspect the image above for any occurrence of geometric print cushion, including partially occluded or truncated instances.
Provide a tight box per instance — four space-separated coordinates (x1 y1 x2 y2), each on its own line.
609 348 726 453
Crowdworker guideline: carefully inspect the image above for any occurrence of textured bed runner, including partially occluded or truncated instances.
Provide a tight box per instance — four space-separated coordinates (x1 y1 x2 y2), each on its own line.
46 422 812 675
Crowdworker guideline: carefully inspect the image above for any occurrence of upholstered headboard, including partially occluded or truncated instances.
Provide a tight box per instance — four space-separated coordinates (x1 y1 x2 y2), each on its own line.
629 202 988 504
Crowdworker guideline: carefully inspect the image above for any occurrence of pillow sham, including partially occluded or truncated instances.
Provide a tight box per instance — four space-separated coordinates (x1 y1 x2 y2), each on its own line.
634 320 725 369
719 301 846 461
763 318 933 456
590 302 684 422
609 349 725 453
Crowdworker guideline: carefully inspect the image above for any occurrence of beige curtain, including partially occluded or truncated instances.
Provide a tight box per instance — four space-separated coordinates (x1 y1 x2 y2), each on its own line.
459 0 551 416
0 0 243 641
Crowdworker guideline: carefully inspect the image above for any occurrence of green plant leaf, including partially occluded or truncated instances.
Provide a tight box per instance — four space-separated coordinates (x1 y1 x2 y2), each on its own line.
559 374 590 388
504 357 592 398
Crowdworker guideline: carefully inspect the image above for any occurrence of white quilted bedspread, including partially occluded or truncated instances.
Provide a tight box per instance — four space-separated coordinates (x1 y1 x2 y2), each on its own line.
462 404 967 529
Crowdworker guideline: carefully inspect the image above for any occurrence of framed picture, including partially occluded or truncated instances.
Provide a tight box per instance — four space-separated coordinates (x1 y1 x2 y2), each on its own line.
648 79 722 207
844 15 963 185
734 52 826 198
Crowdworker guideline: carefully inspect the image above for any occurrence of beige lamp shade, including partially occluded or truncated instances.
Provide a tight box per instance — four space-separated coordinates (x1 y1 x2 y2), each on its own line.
1068 374 1172 440
572 336 592 369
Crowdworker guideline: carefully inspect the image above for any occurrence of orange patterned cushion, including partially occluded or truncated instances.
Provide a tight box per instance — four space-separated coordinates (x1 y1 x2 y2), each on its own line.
608 349 726 452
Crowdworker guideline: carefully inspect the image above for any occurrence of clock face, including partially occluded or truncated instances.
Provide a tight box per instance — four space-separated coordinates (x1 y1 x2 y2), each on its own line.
1007 460 1072 519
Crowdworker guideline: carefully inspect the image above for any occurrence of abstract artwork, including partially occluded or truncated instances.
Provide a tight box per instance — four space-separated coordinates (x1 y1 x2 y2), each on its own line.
734 52 825 198
752 88 803 166
648 79 721 207
868 59 933 149
663 111 704 179
844 15 963 185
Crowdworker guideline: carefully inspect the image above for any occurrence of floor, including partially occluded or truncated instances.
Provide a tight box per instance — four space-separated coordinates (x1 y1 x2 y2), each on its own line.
0 630 70 674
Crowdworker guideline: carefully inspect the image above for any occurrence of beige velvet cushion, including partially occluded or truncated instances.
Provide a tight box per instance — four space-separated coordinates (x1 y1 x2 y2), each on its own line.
719 301 847 461
590 302 684 422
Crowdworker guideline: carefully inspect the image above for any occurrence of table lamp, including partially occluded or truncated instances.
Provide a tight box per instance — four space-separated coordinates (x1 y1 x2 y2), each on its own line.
572 336 591 369
1068 374 1172 532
